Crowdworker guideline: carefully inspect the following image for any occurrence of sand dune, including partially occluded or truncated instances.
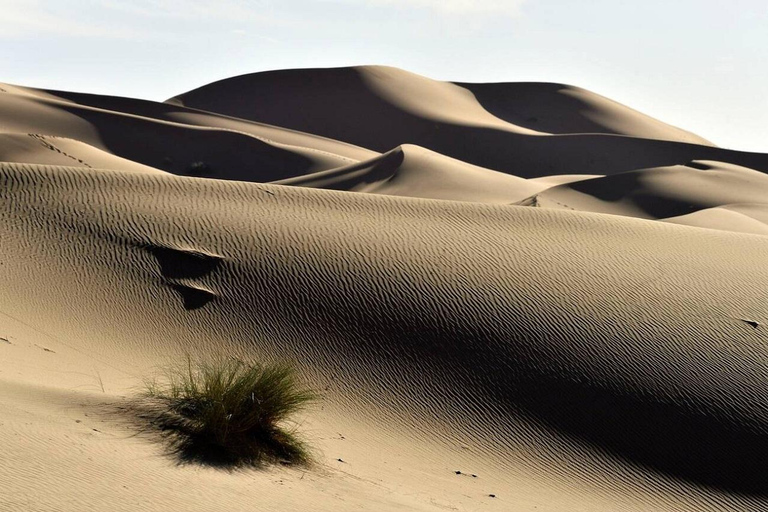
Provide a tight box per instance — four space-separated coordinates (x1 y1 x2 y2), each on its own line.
662 206 768 235
275 144 546 203
3 67 768 512
456 81 714 143
36 87 378 164
171 66 711 143
0 82 369 181
0 133 164 174
171 66 768 178
530 160 768 215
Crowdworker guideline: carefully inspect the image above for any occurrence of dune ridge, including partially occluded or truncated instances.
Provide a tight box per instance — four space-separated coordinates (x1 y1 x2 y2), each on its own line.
274 144 547 203
170 66 768 178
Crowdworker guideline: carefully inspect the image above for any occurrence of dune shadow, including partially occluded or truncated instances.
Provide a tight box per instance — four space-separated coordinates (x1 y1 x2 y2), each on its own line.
51 102 316 182
375 322 768 496
142 244 222 310
509 374 768 495
169 283 217 310
144 244 222 279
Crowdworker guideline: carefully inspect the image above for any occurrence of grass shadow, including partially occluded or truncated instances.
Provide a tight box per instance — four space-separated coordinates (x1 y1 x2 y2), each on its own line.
133 356 316 469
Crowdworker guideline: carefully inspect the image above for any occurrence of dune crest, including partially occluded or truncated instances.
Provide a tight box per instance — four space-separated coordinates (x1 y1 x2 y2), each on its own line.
170 66 768 179
276 144 549 203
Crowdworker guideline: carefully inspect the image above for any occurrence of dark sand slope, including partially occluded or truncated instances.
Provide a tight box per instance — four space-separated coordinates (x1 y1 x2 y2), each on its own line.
0 83 371 180
170 66 710 142
170 66 768 177
456 81 713 143
3 164 768 510
28 86 378 163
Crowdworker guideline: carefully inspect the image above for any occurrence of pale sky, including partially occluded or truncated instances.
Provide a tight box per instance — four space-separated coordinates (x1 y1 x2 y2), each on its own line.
1 0 766 152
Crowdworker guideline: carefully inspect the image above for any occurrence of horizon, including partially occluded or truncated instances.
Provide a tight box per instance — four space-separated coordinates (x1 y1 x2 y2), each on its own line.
1 0 766 153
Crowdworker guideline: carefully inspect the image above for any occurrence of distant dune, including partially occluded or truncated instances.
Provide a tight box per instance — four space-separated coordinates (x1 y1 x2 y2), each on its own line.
2 67 768 512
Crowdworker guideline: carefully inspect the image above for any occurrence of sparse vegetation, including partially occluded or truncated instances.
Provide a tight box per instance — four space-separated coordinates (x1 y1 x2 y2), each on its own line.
144 356 315 467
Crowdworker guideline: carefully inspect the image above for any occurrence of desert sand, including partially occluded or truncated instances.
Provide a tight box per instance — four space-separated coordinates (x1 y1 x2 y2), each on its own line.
2 66 768 511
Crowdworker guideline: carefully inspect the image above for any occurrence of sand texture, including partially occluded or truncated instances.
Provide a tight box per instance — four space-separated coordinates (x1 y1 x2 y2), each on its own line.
2 67 768 511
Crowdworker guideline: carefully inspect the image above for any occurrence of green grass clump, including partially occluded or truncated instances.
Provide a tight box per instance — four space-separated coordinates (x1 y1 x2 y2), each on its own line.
145 357 315 467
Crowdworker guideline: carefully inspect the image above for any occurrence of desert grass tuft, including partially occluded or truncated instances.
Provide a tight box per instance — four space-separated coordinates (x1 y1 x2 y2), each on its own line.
144 356 315 468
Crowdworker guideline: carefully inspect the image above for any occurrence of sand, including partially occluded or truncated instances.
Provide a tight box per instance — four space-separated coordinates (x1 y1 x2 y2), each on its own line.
2 66 768 512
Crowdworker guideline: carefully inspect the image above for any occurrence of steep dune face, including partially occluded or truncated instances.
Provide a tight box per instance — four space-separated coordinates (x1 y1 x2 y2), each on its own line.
168 66 537 139
3 66 768 511
30 87 378 163
170 66 711 142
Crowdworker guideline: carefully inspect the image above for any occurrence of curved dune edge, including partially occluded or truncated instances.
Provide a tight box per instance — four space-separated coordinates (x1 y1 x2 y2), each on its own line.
3 163 768 510
171 66 712 144
274 144 547 203
662 205 768 235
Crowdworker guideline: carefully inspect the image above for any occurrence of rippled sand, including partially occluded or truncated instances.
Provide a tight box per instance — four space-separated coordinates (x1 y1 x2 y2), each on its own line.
2 67 768 511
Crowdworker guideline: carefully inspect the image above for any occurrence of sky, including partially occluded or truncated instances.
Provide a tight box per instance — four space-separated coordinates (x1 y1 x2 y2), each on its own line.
1 0 766 152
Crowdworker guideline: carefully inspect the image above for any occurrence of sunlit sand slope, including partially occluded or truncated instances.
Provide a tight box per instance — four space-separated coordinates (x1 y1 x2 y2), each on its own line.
2 163 768 511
